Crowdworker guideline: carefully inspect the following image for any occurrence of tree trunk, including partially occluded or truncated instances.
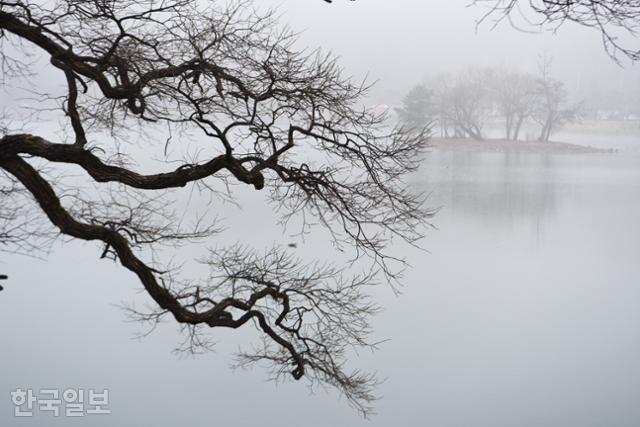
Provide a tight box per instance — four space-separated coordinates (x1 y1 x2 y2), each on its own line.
513 116 525 141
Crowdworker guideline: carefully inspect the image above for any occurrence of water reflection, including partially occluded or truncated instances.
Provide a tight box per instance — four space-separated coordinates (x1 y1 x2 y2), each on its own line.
413 148 640 240
384 145 640 427
416 150 559 225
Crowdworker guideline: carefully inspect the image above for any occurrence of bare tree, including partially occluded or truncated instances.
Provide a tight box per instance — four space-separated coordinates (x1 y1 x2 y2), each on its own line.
435 68 493 141
491 69 538 141
475 0 640 62
532 57 582 142
0 0 431 415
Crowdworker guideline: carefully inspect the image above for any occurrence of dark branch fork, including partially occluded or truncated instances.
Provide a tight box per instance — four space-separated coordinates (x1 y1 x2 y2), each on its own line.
0 152 307 372
0 0 430 415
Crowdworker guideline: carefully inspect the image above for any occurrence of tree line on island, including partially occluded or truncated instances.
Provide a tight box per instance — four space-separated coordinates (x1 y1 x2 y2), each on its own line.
397 60 583 143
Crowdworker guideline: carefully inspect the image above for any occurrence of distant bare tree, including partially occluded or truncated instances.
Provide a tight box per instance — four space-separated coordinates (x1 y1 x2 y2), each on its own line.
491 70 538 140
436 68 493 140
0 0 431 415
532 57 583 142
429 74 455 138
476 0 640 62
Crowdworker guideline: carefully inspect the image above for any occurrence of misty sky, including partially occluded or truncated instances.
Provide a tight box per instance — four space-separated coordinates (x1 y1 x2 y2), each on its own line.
263 0 639 102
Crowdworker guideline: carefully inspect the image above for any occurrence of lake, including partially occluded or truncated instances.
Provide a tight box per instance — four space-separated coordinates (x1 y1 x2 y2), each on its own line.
1 135 639 426
384 142 640 426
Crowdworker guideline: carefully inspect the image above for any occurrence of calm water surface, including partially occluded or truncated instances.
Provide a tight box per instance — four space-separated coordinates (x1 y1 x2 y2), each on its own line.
392 144 640 427
2 138 639 427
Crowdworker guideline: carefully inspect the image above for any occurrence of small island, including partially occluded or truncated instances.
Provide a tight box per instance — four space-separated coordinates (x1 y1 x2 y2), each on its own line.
429 137 615 154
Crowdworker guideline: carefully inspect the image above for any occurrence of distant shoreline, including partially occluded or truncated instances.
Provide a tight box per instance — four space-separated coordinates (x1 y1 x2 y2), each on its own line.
429 138 615 154
564 120 640 136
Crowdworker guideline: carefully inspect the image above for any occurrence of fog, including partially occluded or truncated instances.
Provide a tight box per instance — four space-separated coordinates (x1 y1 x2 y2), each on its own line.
266 0 639 103
1 1 640 426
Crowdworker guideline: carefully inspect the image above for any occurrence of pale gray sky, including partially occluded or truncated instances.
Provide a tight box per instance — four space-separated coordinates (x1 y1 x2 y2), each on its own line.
262 0 638 102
